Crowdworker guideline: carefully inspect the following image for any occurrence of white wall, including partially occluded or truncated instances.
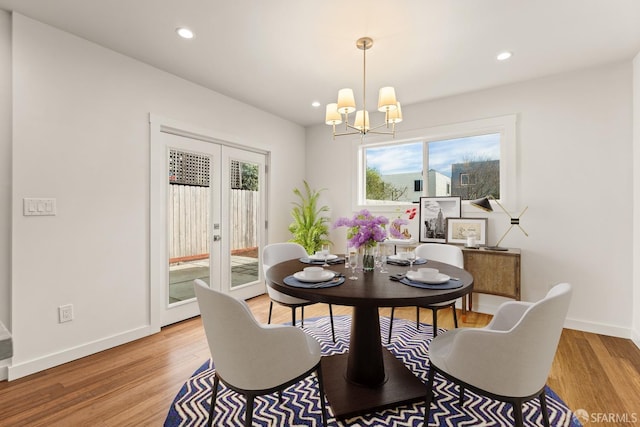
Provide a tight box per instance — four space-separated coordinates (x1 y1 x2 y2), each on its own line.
5 13 305 379
307 61 635 338
0 10 11 330
633 52 640 347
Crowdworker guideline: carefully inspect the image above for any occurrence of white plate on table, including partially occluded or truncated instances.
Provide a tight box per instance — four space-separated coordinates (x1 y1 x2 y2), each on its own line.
389 254 426 262
406 271 450 284
309 253 338 261
293 270 335 283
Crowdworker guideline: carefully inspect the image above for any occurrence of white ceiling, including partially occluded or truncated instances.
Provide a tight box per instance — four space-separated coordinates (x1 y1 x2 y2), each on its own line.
1 0 640 127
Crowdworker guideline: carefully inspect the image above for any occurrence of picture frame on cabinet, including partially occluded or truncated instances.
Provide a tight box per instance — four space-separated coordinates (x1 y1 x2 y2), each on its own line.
446 217 488 246
418 196 461 243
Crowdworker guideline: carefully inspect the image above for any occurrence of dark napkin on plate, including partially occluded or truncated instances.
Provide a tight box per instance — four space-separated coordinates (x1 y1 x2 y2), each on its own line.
386 258 427 266
283 275 345 288
398 277 462 290
299 257 345 265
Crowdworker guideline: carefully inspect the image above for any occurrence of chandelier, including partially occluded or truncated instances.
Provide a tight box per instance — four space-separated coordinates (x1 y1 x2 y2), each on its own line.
325 37 402 140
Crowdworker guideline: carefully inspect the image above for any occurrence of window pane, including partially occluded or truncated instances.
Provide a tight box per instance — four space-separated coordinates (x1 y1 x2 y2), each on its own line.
229 160 260 289
364 142 423 204
429 133 500 200
363 133 500 203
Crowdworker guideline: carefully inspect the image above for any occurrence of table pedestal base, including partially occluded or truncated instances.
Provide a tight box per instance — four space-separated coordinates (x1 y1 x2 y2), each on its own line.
320 348 426 420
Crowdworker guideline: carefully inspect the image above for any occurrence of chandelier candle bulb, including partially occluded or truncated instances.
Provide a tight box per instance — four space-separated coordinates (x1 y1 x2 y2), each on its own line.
337 88 356 114
354 110 370 131
378 87 398 111
325 103 342 125
387 102 403 124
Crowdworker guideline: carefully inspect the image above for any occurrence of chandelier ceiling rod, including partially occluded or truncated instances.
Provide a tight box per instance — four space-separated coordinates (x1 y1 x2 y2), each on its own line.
360 37 369 131
325 37 403 141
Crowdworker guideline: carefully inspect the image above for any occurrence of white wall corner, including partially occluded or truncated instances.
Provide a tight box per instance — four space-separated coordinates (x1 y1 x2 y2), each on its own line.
631 328 640 350
633 50 640 350
0 359 10 381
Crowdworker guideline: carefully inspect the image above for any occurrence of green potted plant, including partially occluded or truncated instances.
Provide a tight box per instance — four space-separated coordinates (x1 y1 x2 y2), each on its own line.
288 181 331 255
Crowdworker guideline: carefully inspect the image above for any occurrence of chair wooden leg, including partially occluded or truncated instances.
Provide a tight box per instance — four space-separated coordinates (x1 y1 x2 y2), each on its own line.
208 375 219 427
416 307 421 330
424 363 435 426
539 389 551 427
388 307 396 344
301 306 305 327
268 301 274 324
328 304 335 343
513 401 524 427
291 307 296 327
432 308 438 337
278 390 282 402
244 394 255 427
316 364 328 427
459 385 464 406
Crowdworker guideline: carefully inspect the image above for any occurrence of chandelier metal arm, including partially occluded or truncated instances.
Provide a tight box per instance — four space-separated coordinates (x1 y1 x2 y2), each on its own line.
367 128 396 136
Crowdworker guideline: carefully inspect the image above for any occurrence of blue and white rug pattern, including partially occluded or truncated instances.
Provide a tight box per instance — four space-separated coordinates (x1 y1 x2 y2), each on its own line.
165 315 581 426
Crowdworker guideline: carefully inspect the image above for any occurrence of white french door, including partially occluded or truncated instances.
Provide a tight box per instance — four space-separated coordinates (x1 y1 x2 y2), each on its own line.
151 119 267 326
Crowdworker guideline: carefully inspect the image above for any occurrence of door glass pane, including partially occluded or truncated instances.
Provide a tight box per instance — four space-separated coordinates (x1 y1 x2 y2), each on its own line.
168 149 210 304
229 160 259 288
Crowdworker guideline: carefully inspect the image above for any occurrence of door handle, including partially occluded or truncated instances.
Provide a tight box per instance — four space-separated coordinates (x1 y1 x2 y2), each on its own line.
213 235 221 242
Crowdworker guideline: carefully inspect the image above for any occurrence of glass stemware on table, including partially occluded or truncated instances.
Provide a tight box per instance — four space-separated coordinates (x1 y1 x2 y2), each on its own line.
347 249 359 280
405 247 417 271
378 243 390 273
320 243 331 267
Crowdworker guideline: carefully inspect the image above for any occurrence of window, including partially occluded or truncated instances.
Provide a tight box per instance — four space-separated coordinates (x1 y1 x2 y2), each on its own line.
357 115 516 209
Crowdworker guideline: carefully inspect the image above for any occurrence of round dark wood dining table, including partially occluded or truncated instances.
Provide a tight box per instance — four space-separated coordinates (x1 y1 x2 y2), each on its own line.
265 257 473 420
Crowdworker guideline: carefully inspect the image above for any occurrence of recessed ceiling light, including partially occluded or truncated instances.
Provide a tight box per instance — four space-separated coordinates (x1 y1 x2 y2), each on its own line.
176 27 195 39
311 101 321 108
497 51 512 61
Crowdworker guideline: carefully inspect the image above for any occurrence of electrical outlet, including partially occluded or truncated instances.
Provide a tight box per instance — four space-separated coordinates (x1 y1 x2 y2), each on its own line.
59 304 73 323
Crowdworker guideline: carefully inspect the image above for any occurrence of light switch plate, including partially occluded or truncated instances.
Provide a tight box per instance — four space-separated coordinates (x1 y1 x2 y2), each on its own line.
23 198 57 216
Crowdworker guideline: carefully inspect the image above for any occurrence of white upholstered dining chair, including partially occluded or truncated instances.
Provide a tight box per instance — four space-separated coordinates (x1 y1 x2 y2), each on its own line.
424 282 573 427
263 242 335 342
194 279 328 427
388 243 463 342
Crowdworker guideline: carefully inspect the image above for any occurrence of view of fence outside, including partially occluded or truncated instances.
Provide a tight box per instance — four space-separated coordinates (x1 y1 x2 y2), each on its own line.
169 185 258 261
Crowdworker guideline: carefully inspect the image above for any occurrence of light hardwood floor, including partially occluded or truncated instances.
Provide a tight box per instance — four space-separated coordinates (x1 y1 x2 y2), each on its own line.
0 295 638 426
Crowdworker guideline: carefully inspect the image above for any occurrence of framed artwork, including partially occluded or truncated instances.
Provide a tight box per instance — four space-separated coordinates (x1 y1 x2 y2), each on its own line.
446 218 488 246
419 196 461 243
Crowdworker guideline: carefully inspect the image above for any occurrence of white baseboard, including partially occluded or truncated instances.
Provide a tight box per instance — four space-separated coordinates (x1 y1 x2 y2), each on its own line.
564 318 632 339
471 301 634 340
7 324 159 381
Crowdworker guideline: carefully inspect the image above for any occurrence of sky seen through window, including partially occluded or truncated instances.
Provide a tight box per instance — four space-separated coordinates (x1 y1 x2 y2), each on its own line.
366 134 500 177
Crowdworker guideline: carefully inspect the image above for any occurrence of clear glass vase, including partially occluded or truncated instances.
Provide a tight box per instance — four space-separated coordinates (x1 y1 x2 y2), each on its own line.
361 246 375 272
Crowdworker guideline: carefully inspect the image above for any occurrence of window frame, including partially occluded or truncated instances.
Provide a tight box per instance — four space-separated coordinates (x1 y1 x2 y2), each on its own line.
352 114 517 214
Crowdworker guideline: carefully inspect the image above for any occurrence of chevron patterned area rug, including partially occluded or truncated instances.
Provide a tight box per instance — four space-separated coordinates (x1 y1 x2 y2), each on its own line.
164 315 581 426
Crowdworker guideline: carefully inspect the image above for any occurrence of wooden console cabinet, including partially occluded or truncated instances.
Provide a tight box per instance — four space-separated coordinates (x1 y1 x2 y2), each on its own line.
460 246 521 311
